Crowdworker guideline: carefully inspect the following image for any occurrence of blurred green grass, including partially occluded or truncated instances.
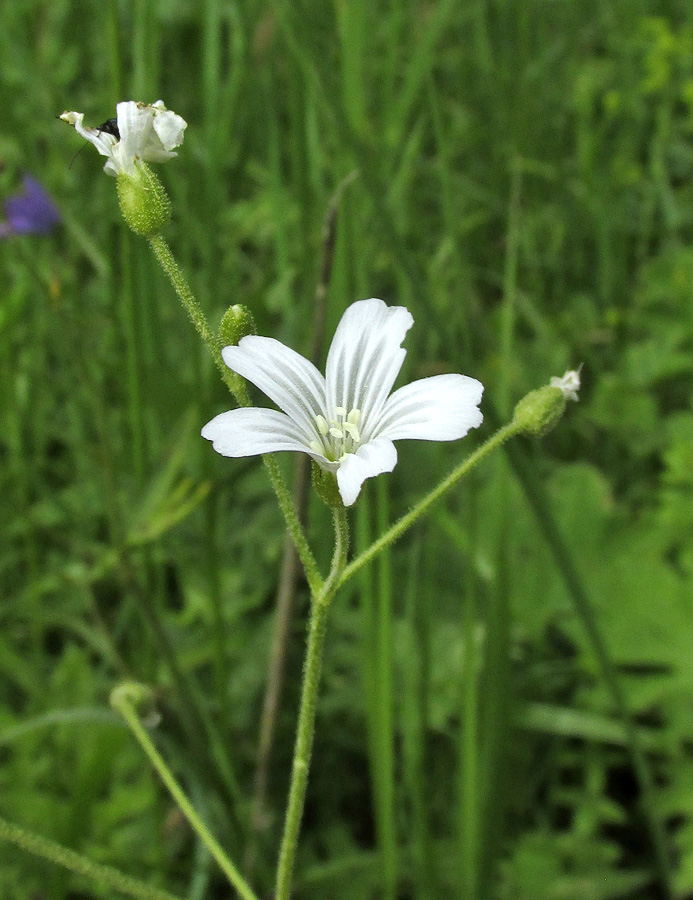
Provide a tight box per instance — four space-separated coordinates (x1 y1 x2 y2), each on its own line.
2 1 693 898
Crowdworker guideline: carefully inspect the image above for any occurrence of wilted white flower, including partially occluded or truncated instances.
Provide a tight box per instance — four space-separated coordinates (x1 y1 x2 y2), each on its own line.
60 100 186 177
550 368 581 402
202 298 484 506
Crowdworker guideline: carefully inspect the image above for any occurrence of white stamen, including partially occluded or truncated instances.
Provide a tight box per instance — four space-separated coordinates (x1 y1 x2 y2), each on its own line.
310 441 323 455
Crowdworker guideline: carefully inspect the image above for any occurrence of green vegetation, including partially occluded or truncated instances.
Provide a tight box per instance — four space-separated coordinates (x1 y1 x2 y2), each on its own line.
1 1 693 898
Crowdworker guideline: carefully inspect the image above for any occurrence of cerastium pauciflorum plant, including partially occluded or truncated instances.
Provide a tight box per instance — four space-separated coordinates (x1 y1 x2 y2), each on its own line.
0 100 582 900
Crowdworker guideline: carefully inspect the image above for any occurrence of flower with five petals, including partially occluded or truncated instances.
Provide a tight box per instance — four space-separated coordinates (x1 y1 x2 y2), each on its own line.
202 298 484 506
60 100 186 177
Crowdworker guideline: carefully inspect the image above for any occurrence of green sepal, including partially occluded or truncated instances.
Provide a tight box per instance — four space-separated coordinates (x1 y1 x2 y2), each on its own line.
312 463 343 508
117 163 171 236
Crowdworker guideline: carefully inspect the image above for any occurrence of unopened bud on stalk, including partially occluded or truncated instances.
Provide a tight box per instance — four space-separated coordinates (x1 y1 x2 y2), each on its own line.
219 304 257 347
110 682 161 727
117 164 171 236
218 305 258 402
512 369 581 436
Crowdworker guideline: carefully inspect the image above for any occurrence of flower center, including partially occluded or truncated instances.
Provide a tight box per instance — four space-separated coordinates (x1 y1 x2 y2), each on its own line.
309 407 362 462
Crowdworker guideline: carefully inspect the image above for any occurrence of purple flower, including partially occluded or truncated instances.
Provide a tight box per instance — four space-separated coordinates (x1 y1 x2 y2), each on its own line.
0 175 61 238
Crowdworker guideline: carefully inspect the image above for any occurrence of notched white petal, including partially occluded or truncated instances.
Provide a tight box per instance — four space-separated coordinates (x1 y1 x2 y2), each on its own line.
325 298 413 433
377 374 484 442
60 110 118 162
201 408 312 457
336 437 397 506
222 336 326 438
152 106 187 151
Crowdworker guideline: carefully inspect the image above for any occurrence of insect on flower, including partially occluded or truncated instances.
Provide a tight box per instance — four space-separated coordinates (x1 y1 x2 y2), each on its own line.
60 101 186 176
67 118 120 169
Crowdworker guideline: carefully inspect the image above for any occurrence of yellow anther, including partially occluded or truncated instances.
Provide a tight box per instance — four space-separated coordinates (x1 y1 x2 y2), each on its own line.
347 408 361 426
309 441 323 455
329 427 344 439
315 414 329 435
343 422 360 442
334 406 347 417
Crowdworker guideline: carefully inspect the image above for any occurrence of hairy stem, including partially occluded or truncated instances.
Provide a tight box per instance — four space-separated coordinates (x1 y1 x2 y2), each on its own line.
0 814 182 900
147 233 321 591
274 505 349 900
111 684 259 900
339 423 519 588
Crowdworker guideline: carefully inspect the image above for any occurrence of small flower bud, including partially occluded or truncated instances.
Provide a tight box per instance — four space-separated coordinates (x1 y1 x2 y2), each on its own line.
218 306 257 403
117 163 171 235
512 370 581 436
219 304 257 347
311 463 343 508
110 681 162 727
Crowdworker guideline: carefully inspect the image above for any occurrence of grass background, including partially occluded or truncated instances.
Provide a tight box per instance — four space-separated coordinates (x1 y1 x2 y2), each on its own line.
2 1 693 898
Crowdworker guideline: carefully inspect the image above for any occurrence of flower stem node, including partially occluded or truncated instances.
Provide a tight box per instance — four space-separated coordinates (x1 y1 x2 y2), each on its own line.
512 369 581 436
219 304 257 347
117 164 171 236
311 463 344 508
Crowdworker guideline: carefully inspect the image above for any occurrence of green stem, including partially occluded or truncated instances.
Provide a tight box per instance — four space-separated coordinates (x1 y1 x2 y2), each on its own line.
146 234 321 592
111 684 259 900
0 815 182 900
147 235 224 375
274 505 349 900
338 423 519 588
374 479 397 900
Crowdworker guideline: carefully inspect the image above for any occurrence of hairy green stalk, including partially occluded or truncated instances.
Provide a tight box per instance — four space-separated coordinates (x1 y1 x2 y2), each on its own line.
111 684 259 900
274 505 349 900
0 815 182 900
339 422 520 588
147 233 321 593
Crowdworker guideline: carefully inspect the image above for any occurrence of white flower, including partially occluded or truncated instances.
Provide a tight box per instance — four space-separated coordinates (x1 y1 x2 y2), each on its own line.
202 298 484 506
60 100 187 176
550 368 581 402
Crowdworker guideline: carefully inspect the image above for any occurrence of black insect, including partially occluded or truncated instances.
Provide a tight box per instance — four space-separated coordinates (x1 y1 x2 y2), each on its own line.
67 117 121 169
96 118 120 140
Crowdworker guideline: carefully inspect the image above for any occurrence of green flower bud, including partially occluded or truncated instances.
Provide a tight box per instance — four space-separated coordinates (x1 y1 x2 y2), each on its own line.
312 463 343 508
512 386 566 436
218 306 257 403
117 163 171 236
512 370 581 436
219 304 257 347
110 681 161 727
